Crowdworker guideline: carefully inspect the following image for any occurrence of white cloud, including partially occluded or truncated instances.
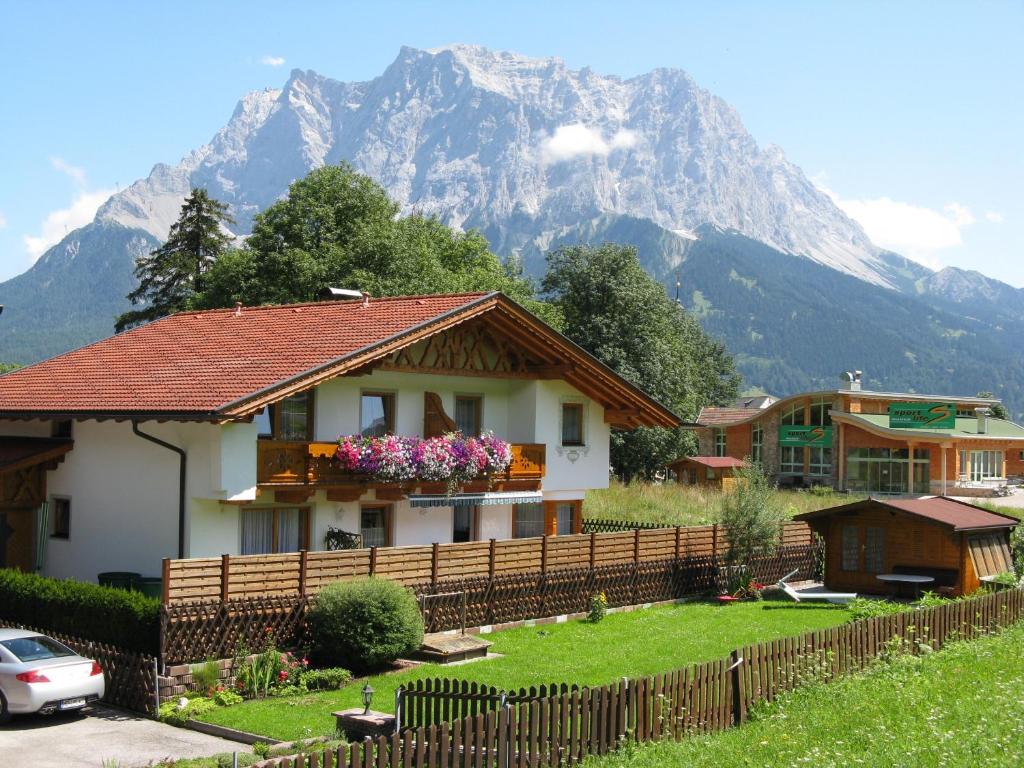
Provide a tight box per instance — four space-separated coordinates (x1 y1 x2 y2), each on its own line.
50 156 88 186
23 188 114 261
261 55 286 67
541 124 638 163
0 211 7 230
985 211 1005 223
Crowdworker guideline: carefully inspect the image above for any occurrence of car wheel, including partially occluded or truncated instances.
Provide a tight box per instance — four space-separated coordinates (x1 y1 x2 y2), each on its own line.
0 691 10 725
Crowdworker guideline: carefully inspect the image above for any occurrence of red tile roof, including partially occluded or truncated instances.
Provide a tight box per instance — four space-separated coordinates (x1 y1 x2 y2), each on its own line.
696 407 757 427
671 456 746 469
0 293 489 417
795 496 1019 532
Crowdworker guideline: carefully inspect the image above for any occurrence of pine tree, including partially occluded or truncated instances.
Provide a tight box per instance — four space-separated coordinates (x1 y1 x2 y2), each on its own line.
115 189 234 331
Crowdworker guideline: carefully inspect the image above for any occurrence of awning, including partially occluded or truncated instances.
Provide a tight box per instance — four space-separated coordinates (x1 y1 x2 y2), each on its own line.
408 491 543 508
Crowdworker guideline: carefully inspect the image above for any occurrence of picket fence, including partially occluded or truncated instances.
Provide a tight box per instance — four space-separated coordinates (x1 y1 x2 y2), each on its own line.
252 587 1024 768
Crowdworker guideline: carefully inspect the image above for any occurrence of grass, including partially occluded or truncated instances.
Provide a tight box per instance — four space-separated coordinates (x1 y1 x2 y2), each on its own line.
197 599 850 742
588 620 1024 768
584 481 861 526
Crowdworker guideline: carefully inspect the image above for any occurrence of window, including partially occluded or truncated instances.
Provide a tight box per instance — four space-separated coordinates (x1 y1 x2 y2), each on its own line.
781 403 804 426
254 407 273 438
561 403 584 447
51 497 71 539
961 450 1004 482
51 420 73 439
846 447 926 494
808 446 832 476
751 423 763 465
514 503 545 538
360 505 391 548
453 506 476 543
555 502 579 536
454 395 482 436
713 428 727 457
278 392 313 441
780 445 802 474
864 527 885 574
808 398 833 427
240 508 310 555
361 393 395 438
841 526 859 571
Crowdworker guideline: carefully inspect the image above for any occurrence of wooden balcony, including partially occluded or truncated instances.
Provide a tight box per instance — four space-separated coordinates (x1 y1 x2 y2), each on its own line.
256 440 545 489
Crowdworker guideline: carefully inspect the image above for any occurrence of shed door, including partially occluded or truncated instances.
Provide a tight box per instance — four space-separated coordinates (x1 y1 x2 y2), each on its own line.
835 523 886 590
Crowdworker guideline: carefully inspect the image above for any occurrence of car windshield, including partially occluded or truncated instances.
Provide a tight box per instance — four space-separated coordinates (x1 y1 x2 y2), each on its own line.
1 635 77 662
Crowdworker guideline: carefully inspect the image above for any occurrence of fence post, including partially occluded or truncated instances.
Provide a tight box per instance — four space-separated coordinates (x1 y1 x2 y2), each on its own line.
369 546 377 577
161 558 171 603
729 649 745 725
589 532 597 570
674 526 682 561
541 535 549 574
220 554 230 602
431 542 440 586
489 538 497 579
634 528 641 565
712 524 719 557
298 549 308 597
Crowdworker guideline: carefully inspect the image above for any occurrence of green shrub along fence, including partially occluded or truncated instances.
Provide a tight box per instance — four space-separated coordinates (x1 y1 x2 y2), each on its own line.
254 588 1024 768
0 568 160 654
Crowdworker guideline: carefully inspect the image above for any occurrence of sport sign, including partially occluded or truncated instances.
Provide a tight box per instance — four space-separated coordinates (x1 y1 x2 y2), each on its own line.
888 402 955 430
778 425 833 447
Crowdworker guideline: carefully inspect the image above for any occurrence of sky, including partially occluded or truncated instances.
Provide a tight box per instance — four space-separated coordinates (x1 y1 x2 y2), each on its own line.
0 1 1021 284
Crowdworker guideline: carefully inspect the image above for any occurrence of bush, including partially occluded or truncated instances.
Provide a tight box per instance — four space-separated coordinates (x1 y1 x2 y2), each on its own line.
191 659 222 693
301 666 353 691
309 578 423 670
719 464 785 570
158 696 217 726
0 568 160 653
587 592 608 623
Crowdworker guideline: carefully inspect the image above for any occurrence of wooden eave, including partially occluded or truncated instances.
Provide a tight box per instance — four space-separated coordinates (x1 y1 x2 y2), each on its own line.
0 439 74 474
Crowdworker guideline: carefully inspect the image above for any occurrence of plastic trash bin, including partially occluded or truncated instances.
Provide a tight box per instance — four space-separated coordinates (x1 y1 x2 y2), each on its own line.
97 571 142 590
137 576 163 600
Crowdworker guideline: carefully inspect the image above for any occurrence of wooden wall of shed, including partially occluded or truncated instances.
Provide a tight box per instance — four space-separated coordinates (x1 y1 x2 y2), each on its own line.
820 506 964 594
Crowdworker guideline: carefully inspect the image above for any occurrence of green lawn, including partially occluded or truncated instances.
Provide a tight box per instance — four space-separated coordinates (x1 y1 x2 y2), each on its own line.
198 599 850 742
588 620 1024 768
585 481 862 526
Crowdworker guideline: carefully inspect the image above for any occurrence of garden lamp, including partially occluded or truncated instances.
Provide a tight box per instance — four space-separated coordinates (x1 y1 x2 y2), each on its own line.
361 683 374 714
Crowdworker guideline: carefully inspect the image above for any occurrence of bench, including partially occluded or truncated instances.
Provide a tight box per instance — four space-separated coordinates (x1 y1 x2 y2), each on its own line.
892 565 958 596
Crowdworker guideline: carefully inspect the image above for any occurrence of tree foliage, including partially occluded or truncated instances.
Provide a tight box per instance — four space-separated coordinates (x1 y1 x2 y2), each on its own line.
0 362 20 375
193 163 553 321
976 392 1009 421
541 243 740 479
115 188 234 331
719 463 785 569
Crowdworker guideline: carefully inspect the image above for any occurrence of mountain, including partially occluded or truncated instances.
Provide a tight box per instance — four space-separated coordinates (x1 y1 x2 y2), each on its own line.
2 45 1022 414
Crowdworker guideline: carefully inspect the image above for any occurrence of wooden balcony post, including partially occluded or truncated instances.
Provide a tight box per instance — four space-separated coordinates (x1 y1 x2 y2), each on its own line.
298 549 308 597
161 558 171 603
220 554 230 602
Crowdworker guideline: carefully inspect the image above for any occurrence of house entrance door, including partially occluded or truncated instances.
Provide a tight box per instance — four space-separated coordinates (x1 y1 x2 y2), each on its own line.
0 507 34 571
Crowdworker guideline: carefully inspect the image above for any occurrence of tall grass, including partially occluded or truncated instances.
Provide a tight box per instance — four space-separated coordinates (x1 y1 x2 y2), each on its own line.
585 481 861 527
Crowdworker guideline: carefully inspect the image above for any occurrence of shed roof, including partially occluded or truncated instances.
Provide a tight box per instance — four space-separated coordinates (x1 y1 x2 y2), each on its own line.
794 496 1019 532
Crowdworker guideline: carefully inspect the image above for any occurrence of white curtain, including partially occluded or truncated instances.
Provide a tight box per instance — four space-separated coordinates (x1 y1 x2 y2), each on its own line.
241 509 273 555
277 508 302 552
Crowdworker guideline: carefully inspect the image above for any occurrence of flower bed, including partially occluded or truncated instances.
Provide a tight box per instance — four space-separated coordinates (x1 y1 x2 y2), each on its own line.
334 432 512 490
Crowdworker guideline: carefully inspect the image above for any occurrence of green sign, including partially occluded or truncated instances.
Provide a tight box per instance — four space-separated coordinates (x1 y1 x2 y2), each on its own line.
778 425 833 447
888 402 956 429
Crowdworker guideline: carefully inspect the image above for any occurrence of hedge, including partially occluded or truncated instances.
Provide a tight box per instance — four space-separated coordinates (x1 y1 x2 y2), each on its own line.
0 568 160 654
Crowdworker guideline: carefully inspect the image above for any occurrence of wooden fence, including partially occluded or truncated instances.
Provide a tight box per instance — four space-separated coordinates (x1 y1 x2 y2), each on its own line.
163 521 814 603
159 540 821 663
580 518 662 533
253 587 1024 768
0 620 158 715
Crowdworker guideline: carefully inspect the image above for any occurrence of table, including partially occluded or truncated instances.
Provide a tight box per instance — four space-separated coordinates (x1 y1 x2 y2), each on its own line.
875 573 935 599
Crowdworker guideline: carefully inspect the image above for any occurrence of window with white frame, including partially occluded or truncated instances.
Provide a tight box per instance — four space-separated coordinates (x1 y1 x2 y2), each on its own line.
808 446 832 476
561 402 585 447
780 445 802 474
751 423 764 465
781 402 803 426
241 508 309 555
808 397 833 427
713 428 726 457
961 450 1004 482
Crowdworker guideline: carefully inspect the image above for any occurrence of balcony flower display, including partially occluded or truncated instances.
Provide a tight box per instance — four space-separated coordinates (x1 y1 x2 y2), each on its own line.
334 431 513 492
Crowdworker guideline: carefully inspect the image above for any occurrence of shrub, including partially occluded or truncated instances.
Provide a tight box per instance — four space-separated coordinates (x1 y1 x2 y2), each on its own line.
587 592 608 623
158 696 217 726
301 666 353 691
191 659 222 694
1012 525 1024 579
719 464 785 569
0 568 160 653
235 647 304 699
309 577 424 669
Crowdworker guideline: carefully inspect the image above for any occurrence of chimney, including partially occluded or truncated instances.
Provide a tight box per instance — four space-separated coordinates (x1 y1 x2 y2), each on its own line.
976 407 991 435
234 302 242 317
840 370 863 392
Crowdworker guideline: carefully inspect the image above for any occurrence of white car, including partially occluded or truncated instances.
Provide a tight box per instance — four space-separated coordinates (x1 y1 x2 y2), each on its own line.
0 629 105 722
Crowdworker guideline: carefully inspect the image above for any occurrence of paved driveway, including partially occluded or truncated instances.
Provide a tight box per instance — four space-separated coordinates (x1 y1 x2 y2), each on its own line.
0 704 250 767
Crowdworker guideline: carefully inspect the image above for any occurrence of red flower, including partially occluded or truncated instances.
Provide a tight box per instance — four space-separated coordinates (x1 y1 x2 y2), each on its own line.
278 670 288 681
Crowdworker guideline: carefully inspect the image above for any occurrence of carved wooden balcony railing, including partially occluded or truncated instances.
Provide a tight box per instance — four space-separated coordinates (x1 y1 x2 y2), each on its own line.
256 440 545 488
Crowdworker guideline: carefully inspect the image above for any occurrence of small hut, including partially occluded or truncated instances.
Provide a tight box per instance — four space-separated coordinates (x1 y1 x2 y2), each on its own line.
669 456 745 490
794 497 1018 596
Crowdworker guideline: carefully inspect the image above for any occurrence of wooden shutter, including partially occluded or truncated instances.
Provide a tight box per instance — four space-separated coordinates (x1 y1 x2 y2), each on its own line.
968 532 1013 577
424 392 457 438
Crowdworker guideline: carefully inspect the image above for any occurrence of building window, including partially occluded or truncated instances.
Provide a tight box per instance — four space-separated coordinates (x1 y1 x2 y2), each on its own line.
51 497 71 539
751 423 763 465
453 506 476 543
961 450 1004 482
781 403 803 426
278 392 313 441
254 407 273 438
808 398 833 427
240 508 309 555
51 420 73 439
780 445 802 474
846 448 928 494
808 446 832 476
841 526 859 571
713 428 727 457
561 403 584 447
555 501 580 536
360 505 391 548
361 392 395 437
864 527 885 574
514 503 545 538
454 395 482 436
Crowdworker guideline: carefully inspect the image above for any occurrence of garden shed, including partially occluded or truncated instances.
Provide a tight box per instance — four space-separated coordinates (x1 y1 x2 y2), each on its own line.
670 456 745 490
794 496 1017 596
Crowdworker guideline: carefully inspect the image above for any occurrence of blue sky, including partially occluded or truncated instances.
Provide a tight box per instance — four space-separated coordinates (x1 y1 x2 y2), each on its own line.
0 1 1021 284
